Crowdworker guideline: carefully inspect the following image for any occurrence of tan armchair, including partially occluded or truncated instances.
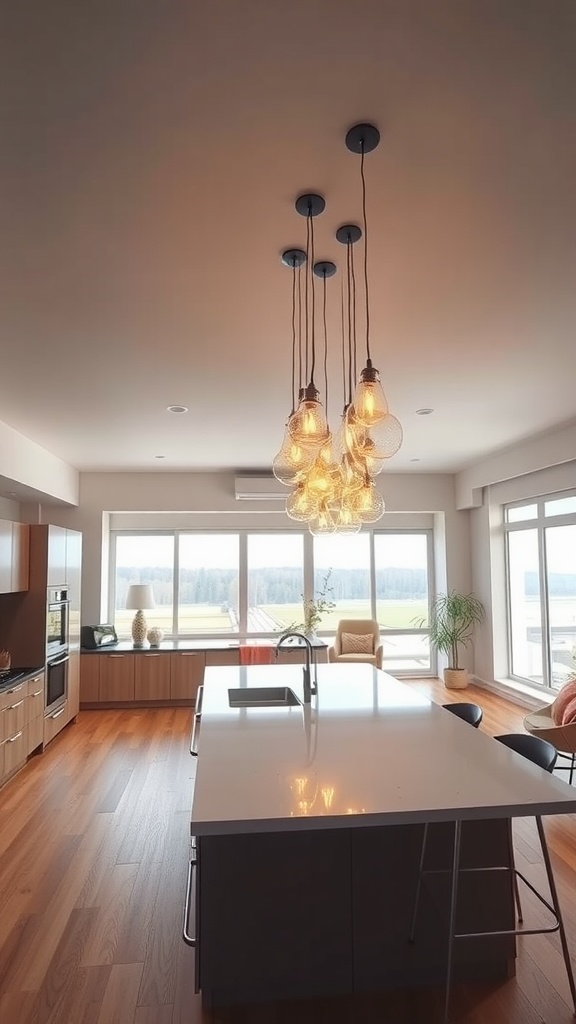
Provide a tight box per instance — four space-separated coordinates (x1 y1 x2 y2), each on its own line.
524 693 576 784
328 619 383 668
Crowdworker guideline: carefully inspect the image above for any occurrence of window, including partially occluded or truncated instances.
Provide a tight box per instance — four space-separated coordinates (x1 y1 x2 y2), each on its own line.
114 534 174 637
179 534 239 634
374 533 431 672
247 534 303 634
313 534 371 627
109 527 433 675
505 490 576 690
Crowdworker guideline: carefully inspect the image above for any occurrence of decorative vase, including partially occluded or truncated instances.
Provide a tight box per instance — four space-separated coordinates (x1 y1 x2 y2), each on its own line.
444 668 469 689
131 610 148 648
147 627 164 648
0 648 11 676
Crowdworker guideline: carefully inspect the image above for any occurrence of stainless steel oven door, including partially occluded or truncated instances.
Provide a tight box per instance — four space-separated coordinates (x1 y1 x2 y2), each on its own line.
46 650 69 712
46 596 70 656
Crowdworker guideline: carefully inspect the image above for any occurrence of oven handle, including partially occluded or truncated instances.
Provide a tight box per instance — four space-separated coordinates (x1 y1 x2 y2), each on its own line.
48 653 70 668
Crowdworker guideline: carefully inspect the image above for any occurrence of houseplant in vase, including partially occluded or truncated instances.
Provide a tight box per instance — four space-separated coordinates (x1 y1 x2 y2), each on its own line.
280 570 336 643
426 591 484 689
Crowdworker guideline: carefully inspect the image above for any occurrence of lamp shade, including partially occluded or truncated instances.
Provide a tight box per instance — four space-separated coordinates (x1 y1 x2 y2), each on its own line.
125 583 155 611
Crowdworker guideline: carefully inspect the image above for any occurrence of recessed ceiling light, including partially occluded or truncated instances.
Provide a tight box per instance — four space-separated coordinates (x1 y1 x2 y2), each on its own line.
415 408 433 416
166 404 188 414
155 455 166 459
410 458 421 462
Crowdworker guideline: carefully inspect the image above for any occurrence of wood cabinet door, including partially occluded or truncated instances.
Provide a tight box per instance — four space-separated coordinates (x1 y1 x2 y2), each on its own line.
65 529 82 648
135 652 171 701
44 702 68 745
47 525 67 587
11 523 29 592
99 654 135 702
170 652 206 701
205 650 239 667
26 676 45 724
67 650 80 719
80 655 100 703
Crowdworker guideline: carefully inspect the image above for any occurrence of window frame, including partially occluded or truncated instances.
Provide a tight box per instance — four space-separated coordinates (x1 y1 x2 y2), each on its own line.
108 526 435 674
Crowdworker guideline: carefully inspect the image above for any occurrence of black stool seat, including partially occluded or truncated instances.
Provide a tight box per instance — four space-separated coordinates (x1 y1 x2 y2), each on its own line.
441 702 483 728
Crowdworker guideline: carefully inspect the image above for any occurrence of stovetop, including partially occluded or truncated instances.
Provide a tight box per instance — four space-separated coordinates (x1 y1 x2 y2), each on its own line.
0 667 41 689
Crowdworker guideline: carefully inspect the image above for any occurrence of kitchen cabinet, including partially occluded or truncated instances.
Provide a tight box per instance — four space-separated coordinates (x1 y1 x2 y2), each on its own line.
99 653 135 702
80 654 100 703
135 652 171 701
47 525 67 587
0 519 29 594
0 671 44 787
170 652 205 701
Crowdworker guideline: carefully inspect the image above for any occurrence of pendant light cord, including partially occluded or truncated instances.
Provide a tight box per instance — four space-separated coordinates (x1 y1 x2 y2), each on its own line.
322 270 328 415
360 143 372 365
290 258 297 414
346 238 353 406
304 215 310 383
350 235 358 385
309 205 317 386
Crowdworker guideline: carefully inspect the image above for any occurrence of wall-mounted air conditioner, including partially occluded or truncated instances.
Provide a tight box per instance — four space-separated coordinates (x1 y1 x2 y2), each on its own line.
234 476 287 501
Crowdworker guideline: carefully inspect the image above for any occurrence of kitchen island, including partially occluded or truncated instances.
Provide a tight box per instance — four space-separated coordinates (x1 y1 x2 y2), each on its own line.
189 664 576 1011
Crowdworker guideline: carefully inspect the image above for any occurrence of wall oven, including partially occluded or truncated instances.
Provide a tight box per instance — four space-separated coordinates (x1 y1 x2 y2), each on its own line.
46 649 69 713
46 588 70 657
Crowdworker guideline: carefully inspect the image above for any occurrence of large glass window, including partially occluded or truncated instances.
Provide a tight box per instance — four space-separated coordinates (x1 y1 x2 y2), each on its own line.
109 527 433 675
247 534 303 634
114 534 175 637
505 490 576 690
313 534 371 627
179 534 239 634
374 533 431 672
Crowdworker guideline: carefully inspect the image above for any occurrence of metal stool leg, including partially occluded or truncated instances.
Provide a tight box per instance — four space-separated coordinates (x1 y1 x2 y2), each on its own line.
571 754 576 786
508 819 523 923
444 820 462 1024
535 816 576 1014
408 822 428 943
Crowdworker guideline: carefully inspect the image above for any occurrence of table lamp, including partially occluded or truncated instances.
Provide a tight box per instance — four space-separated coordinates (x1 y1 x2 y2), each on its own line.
125 583 155 647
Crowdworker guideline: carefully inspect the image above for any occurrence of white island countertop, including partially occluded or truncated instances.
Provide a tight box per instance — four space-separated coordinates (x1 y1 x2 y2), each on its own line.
190 664 576 836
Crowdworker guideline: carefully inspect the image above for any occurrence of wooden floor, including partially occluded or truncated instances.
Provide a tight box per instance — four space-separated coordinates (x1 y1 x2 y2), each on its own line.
1 679 576 1023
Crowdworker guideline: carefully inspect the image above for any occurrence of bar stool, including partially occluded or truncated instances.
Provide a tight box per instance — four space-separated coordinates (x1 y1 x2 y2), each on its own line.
409 731 576 1023
441 702 483 728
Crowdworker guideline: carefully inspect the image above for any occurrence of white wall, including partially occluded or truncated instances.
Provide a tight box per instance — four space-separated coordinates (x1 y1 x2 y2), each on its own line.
0 418 79 505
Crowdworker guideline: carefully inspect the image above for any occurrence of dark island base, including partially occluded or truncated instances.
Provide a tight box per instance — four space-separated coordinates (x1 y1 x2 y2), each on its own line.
196 819 515 1009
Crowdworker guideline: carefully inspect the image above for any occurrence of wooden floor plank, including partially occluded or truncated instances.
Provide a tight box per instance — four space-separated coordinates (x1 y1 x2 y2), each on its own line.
0 687 575 1024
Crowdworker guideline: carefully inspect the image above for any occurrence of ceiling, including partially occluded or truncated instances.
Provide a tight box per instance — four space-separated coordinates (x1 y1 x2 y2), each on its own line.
1 0 575 481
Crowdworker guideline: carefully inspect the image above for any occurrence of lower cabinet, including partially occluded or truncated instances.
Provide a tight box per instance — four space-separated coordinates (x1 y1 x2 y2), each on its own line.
170 652 206 701
99 653 136 702
135 652 171 701
44 701 68 746
0 671 45 786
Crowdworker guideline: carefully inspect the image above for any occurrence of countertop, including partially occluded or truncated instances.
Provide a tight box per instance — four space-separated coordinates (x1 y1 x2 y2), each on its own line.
81 639 328 654
0 666 44 695
190 664 576 837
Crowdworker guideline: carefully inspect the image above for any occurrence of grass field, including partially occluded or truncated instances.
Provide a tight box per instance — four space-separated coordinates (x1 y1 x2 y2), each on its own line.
115 599 429 637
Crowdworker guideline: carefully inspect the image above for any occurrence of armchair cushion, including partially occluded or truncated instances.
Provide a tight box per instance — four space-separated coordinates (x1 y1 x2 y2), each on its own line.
341 632 374 655
551 678 576 725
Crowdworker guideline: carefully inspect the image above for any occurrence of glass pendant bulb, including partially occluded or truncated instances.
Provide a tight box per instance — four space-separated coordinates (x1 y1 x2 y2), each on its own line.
340 404 367 457
308 501 336 535
288 383 329 449
369 413 403 459
286 484 319 523
351 433 385 476
273 425 315 486
353 477 386 523
354 360 388 427
334 504 362 535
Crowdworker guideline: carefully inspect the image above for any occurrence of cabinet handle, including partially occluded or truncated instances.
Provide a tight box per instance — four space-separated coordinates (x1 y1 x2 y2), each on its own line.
189 685 204 757
144 654 161 658
8 699 24 710
30 690 43 698
182 854 197 947
50 707 66 720
7 731 23 742
180 653 200 657
108 655 125 659
7 683 23 695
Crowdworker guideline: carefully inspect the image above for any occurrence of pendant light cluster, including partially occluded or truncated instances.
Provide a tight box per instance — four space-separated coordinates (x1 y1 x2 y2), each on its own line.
273 123 402 535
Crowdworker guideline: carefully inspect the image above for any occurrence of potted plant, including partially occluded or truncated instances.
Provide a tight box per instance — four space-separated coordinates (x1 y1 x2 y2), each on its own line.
425 591 484 689
280 569 336 642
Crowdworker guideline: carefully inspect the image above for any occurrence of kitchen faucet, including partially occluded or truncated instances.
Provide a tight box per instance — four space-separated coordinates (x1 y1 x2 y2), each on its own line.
275 632 316 703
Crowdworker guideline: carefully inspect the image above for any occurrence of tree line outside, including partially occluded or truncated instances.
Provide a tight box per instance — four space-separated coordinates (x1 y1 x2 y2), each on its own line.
115 566 430 610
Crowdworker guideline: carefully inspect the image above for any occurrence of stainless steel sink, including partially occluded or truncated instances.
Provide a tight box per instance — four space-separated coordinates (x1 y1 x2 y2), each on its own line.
228 686 301 708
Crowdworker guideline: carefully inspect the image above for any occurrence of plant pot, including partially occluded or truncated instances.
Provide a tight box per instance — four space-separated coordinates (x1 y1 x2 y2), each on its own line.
444 668 469 689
